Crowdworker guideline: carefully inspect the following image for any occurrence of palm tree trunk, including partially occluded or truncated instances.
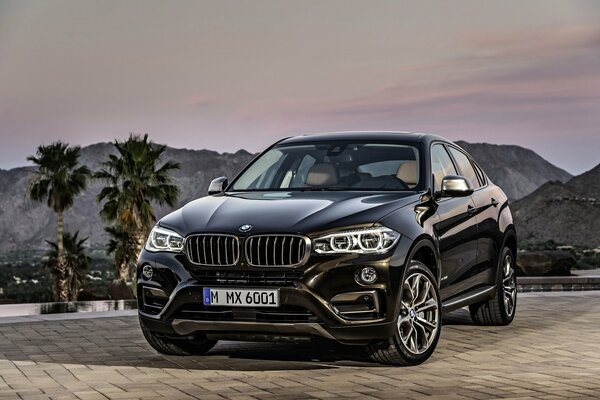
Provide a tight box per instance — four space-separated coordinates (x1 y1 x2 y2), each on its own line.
114 230 144 282
133 230 146 263
67 270 77 302
120 230 146 282
116 258 130 282
55 210 69 302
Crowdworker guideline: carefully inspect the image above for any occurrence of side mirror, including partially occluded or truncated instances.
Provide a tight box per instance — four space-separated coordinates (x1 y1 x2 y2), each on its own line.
440 175 473 197
208 176 228 195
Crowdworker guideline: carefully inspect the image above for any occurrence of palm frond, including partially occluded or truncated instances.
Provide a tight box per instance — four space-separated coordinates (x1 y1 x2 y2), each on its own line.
27 141 91 213
43 231 89 299
96 133 180 231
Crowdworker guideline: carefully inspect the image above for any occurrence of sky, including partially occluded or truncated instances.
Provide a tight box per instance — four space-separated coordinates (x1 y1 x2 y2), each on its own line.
0 0 599 175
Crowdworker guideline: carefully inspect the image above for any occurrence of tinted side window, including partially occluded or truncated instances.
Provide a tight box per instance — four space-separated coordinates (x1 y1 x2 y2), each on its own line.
472 161 487 187
431 144 457 192
448 147 480 189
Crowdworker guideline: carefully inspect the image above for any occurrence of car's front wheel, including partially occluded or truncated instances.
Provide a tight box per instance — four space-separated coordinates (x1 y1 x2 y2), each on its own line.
469 246 517 326
139 317 217 356
367 261 442 366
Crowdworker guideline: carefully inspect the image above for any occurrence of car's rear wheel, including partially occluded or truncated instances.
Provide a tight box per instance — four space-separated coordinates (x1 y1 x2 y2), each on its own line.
469 246 517 326
139 317 217 356
367 261 442 366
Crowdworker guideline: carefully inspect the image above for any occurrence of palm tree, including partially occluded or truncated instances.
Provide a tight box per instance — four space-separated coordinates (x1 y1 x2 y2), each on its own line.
43 231 90 301
105 225 137 282
28 142 91 302
96 134 180 281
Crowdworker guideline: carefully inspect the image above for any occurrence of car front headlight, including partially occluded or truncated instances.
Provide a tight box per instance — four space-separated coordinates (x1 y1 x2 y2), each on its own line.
145 226 185 253
313 226 400 254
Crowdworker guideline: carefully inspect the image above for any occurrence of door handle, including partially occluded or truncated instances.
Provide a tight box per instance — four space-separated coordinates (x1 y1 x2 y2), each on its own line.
491 198 499 207
467 205 476 216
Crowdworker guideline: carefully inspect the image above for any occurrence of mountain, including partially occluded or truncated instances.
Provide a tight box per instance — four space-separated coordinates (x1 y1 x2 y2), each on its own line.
0 143 255 254
456 141 572 200
0 140 576 254
512 164 600 248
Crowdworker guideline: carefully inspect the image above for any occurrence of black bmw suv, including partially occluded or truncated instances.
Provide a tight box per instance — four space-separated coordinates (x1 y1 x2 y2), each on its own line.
137 132 517 365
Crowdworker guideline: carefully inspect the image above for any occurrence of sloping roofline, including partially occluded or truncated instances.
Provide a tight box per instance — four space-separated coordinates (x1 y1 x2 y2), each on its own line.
278 131 450 145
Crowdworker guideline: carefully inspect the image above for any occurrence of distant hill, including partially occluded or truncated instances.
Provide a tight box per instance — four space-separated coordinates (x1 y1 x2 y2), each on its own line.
0 143 255 253
456 141 572 200
0 140 578 253
512 164 600 248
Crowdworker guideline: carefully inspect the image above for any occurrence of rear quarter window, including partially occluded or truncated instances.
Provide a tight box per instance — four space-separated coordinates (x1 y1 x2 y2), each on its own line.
472 161 487 187
448 147 481 189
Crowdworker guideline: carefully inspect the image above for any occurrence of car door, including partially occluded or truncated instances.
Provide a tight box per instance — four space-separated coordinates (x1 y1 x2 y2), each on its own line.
447 146 497 288
430 143 479 301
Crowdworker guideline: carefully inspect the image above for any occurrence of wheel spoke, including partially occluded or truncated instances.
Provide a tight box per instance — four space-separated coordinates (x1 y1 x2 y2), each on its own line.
501 253 517 316
408 334 415 352
401 322 413 341
504 296 512 315
411 276 420 306
413 320 429 347
416 316 436 331
414 279 430 307
403 281 415 305
415 301 437 313
411 325 418 352
505 290 514 306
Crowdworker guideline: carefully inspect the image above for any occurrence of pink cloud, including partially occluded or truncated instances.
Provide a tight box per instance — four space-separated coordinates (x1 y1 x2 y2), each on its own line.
180 94 212 108
239 25 599 137
459 25 600 59
225 24 599 175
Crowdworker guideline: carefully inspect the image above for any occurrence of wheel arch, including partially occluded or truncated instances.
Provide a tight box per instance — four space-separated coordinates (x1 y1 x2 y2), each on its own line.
405 236 441 286
502 227 517 259
387 235 443 361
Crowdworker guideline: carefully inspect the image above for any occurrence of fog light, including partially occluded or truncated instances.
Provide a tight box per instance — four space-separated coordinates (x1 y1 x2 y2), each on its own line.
359 267 378 284
142 265 153 280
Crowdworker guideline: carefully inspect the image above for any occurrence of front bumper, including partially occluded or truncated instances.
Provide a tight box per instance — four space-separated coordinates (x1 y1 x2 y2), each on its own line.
136 241 409 344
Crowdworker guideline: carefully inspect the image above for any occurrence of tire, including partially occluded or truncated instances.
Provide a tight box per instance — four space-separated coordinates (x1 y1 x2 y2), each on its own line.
139 317 217 356
367 261 442 366
469 246 517 326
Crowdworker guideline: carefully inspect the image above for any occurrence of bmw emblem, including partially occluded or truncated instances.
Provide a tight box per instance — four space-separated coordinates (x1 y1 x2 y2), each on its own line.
239 224 253 232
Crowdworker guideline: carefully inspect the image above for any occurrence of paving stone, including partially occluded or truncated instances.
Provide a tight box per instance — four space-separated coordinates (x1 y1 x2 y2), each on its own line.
0 292 599 399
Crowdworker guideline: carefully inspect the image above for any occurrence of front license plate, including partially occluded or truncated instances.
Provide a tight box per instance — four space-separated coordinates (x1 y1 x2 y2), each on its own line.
203 288 279 307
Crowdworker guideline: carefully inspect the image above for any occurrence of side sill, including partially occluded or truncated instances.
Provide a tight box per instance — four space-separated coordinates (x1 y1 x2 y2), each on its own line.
442 285 496 314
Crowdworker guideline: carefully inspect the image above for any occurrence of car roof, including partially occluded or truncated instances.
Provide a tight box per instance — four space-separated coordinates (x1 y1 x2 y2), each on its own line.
278 131 450 146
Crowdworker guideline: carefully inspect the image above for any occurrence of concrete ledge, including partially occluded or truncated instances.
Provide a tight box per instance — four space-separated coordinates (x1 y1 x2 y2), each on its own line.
518 276 600 284
0 278 598 325
517 275 600 292
0 309 138 325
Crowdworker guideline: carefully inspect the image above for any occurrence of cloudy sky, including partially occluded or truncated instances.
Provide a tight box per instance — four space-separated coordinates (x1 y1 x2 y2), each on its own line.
0 0 599 174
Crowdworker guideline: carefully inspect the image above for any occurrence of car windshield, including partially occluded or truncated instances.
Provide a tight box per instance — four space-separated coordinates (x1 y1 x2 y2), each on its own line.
230 142 421 191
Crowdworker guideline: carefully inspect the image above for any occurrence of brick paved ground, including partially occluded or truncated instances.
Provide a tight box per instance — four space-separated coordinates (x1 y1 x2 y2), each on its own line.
1 292 599 400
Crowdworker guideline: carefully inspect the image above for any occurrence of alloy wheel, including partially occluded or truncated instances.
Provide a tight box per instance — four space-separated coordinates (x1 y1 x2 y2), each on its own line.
502 253 517 317
398 272 440 355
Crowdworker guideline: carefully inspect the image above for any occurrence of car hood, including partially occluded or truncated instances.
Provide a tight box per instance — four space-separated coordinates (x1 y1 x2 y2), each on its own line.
159 191 419 236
